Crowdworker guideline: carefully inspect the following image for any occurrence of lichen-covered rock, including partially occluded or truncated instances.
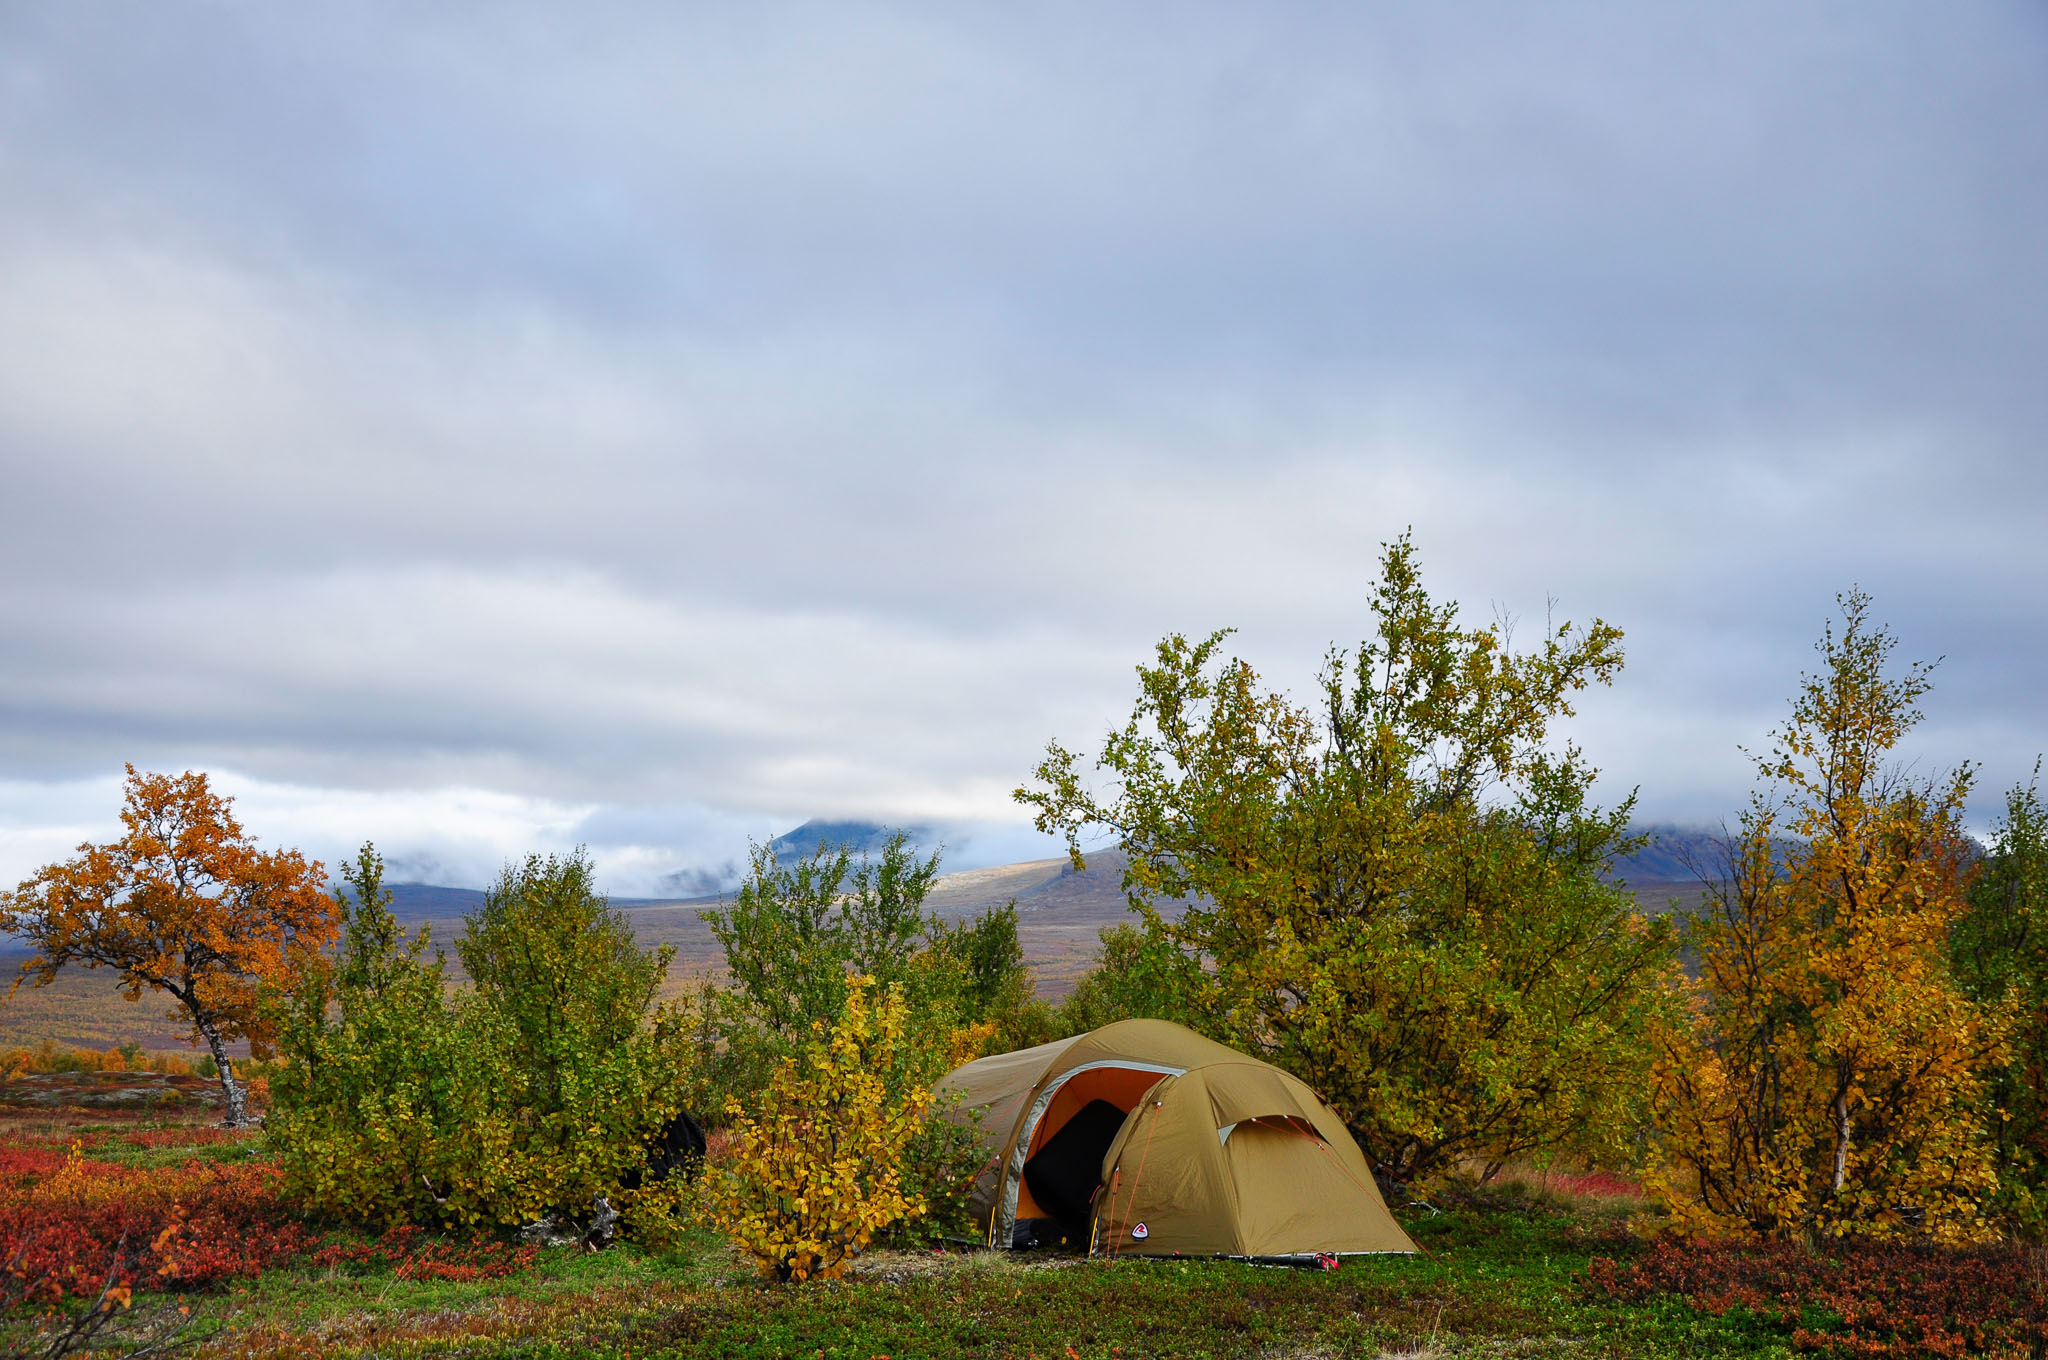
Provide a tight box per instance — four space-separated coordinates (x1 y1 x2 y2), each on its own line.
516 1195 620 1251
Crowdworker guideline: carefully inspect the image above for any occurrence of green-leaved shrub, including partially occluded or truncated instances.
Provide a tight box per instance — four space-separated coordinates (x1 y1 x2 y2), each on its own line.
694 832 1026 1242
266 845 694 1239
458 849 698 1237
266 846 500 1228
1954 768 2048 1237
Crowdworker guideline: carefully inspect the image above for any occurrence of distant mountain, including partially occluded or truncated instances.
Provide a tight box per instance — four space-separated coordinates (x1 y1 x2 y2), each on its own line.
376 845 1141 996
364 824 1756 996
383 881 718 921
1608 826 1735 884
384 882 488 919
1606 824 1824 890
767 819 935 864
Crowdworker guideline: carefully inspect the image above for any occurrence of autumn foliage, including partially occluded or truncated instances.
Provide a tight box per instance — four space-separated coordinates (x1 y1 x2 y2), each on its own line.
1587 1237 2048 1357
1650 593 2006 1243
0 1041 195 1079
700 979 935 1281
0 1135 550 1316
0 1141 311 1301
0 767 335 1126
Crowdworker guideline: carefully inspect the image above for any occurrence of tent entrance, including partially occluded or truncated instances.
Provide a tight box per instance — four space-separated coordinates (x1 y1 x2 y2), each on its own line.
1022 1099 1126 1240
1002 1061 1178 1246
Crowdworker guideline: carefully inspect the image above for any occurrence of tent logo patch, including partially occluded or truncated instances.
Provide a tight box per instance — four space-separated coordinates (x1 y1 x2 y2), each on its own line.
1130 1223 1149 1240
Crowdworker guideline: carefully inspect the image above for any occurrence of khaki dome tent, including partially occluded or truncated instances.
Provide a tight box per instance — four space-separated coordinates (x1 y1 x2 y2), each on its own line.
936 1018 1415 1259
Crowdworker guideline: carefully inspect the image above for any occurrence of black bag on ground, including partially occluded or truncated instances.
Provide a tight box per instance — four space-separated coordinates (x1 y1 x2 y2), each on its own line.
1022 1099 1128 1241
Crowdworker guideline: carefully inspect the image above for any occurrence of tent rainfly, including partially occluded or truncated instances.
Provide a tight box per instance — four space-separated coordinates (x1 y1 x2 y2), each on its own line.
935 1018 1416 1259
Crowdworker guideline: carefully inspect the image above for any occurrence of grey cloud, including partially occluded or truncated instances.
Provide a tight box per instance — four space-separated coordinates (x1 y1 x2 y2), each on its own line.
1 2 2044 883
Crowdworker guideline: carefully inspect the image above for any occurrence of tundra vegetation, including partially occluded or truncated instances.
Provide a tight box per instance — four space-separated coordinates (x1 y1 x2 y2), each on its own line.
4 539 2047 1358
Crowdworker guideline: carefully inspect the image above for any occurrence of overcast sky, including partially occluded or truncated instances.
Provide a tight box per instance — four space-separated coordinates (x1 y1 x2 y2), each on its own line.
2 3 2044 893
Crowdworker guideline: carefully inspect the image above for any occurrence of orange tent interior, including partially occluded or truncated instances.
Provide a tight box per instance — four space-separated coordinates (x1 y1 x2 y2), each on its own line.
1011 1065 1166 1221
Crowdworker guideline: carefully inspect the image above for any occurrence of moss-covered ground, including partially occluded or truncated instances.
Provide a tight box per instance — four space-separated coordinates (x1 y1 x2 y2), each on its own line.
182 1203 1805 1360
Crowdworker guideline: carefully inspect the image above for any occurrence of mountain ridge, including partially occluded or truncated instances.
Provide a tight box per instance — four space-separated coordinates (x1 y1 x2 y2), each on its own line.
379 825 1737 994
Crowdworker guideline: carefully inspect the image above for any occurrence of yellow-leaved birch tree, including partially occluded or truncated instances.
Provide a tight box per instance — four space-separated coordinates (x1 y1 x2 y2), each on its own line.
1651 591 2007 1242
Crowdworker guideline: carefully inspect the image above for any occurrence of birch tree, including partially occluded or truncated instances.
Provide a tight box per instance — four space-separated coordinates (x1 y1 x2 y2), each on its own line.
1021 534 1674 1184
1 766 335 1126
1651 593 2006 1242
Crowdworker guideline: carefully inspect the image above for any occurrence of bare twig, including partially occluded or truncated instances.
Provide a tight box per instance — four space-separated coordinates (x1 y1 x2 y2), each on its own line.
1 1236 194 1360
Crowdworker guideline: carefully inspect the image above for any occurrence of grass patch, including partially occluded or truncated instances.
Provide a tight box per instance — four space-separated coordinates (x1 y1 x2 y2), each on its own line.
169 1206 1808 1359
0 1082 1967 1359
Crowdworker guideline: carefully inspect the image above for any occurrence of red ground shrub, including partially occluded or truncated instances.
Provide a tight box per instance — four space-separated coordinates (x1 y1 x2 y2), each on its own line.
1 1140 544 1301
0 1143 312 1299
1543 1170 1643 1199
129 1127 235 1150
0 1147 68 1179
309 1224 538 1283
1586 1237 2048 1358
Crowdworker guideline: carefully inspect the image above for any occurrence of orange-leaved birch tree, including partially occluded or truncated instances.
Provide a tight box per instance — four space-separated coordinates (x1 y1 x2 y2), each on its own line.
0 766 335 1126
1651 592 2007 1242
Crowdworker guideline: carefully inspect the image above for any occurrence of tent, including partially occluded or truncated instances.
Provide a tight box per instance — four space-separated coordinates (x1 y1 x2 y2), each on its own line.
936 1018 1416 1259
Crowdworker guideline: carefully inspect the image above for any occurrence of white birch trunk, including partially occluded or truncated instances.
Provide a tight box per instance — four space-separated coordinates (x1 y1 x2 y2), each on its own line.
198 1020 250 1128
